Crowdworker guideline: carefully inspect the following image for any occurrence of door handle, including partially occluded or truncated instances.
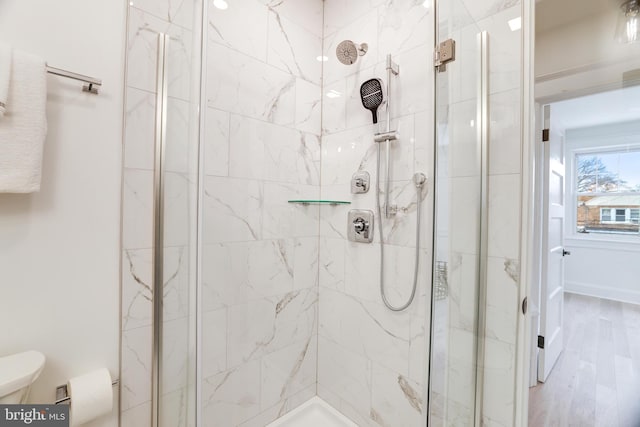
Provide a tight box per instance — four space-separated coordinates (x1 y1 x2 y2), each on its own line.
562 249 571 256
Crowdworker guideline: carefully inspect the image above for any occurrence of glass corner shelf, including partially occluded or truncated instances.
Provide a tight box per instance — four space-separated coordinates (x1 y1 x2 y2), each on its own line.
288 200 351 206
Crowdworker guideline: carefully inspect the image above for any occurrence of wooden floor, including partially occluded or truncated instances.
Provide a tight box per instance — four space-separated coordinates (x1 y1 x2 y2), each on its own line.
529 293 640 427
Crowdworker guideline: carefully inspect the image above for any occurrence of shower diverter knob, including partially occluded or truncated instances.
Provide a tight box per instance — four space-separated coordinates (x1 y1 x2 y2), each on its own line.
347 210 374 243
353 217 369 236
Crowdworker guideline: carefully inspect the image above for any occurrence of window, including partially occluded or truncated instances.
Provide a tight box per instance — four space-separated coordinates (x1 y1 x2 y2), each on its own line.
575 150 640 235
600 208 638 224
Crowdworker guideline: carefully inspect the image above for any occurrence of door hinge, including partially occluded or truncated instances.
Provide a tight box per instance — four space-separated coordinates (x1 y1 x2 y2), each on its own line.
542 129 550 142
537 335 545 349
434 39 456 72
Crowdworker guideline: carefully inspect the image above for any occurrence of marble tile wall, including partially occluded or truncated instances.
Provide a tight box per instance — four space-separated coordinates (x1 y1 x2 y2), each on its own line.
121 1 201 426
318 1 435 426
200 0 323 425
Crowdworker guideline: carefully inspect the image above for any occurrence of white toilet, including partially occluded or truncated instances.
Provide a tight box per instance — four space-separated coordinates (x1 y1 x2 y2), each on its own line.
0 351 46 404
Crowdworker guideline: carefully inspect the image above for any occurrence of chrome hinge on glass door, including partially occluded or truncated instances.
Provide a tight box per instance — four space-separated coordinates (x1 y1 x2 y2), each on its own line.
434 38 456 72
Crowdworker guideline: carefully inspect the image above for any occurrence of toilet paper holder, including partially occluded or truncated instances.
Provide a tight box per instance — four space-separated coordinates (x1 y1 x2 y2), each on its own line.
55 379 119 405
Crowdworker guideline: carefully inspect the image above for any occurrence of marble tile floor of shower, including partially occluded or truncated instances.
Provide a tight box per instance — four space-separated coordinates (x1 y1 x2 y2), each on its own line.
528 292 640 427
265 397 357 427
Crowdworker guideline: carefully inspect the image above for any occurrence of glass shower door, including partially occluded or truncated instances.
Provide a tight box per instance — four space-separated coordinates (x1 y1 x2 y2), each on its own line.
429 0 488 425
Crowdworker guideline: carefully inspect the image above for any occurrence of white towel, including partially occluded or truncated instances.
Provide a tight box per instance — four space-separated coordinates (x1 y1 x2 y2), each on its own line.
0 43 11 117
0 49 47 193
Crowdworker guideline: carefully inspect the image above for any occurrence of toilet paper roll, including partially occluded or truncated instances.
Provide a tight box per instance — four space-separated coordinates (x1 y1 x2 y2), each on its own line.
67 368 113 427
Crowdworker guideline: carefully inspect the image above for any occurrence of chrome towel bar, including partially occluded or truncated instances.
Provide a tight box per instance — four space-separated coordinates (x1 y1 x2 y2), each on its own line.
46 65 102 94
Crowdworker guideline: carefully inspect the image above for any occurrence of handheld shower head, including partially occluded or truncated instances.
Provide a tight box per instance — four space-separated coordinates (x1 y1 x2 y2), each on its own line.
336 40 368 65
360 78 384 124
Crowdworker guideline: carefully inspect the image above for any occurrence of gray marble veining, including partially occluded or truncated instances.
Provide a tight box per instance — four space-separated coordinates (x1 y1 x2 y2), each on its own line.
398 375 423 413
503 258 519 283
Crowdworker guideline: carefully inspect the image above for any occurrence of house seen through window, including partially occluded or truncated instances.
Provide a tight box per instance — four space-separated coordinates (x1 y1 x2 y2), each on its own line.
576 150 640 235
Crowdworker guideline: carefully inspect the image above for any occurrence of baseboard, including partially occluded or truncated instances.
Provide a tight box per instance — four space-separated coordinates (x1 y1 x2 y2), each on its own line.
565 281 640 305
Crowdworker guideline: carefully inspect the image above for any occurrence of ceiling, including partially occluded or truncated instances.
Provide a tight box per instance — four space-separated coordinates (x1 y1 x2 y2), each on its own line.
534 0 640 103
536 0 620 33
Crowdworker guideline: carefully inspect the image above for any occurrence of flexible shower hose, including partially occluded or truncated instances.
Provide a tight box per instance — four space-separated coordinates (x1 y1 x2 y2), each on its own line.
376 143 424 312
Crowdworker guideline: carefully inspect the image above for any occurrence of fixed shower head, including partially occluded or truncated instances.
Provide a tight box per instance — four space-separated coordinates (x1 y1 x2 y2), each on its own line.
360 78 384 124
336 40 368 65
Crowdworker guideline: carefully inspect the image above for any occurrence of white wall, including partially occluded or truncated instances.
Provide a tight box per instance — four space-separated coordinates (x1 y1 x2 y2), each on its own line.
564 239 640 304
564 122 640 305
0 1 126 426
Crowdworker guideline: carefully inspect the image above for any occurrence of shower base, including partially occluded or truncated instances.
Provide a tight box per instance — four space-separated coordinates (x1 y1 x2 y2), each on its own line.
266 397 357 427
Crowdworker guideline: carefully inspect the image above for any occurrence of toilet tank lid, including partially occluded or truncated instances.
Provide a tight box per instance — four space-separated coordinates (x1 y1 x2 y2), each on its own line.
0 351 46 397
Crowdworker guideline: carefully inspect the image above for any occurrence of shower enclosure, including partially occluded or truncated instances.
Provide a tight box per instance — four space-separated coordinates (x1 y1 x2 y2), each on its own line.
119 0 503 425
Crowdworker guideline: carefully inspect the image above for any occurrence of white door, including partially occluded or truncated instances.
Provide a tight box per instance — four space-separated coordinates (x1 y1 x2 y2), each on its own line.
538 104 566 383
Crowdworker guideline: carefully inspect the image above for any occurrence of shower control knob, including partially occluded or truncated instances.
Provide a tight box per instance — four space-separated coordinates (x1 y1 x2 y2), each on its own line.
347 210 374 243
353 217 369 237
351 171 370 194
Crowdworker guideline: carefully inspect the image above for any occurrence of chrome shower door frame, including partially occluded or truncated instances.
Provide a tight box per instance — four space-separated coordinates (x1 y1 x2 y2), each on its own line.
474 30 490 427
151 32 170 427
